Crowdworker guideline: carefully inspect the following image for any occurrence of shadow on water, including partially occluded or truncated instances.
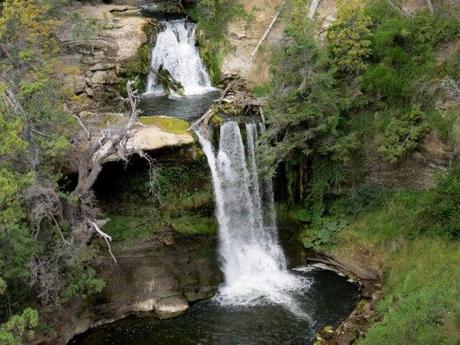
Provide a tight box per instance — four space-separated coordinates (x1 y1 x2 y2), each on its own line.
140 91 220 120
70 268 360 345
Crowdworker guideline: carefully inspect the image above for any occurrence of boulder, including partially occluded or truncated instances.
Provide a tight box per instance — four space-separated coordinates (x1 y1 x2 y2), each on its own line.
64 74 87 95
155 295 189 319
91 70 119 85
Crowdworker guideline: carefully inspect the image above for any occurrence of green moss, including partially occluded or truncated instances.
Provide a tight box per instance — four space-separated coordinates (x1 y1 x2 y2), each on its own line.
252 83 271 97
118 22 158 93
104 215 161 246
98 160 215 244
169 216 217 236
118 44 151 93
138 116 190 134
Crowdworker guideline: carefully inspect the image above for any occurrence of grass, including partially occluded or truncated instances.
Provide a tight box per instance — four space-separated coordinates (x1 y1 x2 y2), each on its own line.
251 83 271 97
169 215 217 236
138 116 190 134
104 214 161 247
325 191 460 345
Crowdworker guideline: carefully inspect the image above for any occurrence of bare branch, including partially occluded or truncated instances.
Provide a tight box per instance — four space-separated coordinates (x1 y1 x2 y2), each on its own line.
89 221 117 263
425 0 434 14
189 78 240 132
72 114 91 139
251 2 286 57
3 88 24 113
307 0 321 19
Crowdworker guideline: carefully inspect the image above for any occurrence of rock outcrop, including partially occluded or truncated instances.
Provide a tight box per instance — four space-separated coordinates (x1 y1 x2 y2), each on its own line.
363 131 454 189
127 124 194 152
59 4 154 105
43 232 222 345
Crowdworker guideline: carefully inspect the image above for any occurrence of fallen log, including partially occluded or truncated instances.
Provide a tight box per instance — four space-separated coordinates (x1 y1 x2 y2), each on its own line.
188 78 239 132
251 1 286 57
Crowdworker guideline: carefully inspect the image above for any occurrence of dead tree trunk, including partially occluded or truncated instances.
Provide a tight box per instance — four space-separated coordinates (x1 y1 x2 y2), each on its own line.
71 80 149 261
251 2 286 57
308 0 321 19
426 0 434 14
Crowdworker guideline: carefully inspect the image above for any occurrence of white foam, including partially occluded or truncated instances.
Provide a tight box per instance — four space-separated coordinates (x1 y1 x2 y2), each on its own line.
195 122 311 318
145 19 215 96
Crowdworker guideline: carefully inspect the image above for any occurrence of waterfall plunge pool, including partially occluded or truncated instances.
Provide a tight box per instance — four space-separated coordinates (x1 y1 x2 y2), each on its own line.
70 267 360 345
140 18 220 120
140 90 220 120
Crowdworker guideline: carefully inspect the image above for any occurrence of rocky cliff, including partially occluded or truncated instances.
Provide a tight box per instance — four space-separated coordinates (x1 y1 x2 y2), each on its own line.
37 233 222 345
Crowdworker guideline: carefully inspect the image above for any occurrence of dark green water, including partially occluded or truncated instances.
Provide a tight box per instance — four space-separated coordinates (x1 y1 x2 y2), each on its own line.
140 91 220 120
70 268 359 345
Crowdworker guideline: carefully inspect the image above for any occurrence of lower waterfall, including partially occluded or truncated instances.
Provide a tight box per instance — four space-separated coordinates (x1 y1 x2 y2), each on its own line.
196 122 308 313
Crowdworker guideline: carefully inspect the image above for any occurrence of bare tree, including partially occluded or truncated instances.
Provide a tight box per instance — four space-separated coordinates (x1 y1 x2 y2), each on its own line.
70 80 155 261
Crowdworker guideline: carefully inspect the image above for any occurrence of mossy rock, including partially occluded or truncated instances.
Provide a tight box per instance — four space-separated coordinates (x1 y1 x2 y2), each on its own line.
139 116 190 134
169 216 217 236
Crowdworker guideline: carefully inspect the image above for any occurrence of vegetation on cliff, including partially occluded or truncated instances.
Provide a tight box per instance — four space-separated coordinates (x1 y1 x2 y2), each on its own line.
189 0 249 84
262 0 459 343
0 0 458 343
261 0 459 207
0 1 155 342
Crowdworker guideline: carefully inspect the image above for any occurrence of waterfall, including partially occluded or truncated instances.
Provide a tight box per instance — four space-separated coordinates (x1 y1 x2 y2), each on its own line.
195 122 308 312
145 19 214 96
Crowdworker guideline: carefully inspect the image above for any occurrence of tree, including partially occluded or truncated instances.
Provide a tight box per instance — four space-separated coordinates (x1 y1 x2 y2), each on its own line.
327 0 372 76
0 0 148 316
0 279 38 345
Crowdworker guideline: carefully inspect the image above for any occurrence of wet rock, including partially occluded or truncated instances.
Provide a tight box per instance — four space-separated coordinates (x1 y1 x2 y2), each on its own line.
183 285 218 303
155 295 189 319
140 1 186 19
44 234 222 345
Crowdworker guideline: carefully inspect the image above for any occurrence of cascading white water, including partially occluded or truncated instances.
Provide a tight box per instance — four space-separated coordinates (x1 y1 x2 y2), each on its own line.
145 19 214 96
196 122 308 313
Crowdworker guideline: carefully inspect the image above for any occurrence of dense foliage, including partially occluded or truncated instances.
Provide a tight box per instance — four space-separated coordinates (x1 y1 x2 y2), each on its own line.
261 0 459 209
261 1 459 343
0 0 104 341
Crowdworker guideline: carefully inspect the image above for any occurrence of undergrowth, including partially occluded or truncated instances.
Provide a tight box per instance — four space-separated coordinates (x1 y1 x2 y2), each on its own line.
288 160 460 344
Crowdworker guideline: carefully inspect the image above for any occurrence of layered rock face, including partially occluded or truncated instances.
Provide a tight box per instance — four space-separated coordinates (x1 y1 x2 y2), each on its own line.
49 233 222 345
363 132 454 189
59 4 154 104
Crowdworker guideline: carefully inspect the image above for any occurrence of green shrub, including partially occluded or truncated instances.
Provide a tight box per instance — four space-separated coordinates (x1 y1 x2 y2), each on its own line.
423 161 460 238
378 105 429 162
299 216 348 249
327 0 372 76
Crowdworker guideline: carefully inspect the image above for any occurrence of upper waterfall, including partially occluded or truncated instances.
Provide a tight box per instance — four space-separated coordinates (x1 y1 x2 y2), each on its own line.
195 122 308 313
145 19 214 96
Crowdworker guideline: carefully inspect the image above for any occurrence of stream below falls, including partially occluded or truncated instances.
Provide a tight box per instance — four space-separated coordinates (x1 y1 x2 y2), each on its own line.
70 268 360 345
